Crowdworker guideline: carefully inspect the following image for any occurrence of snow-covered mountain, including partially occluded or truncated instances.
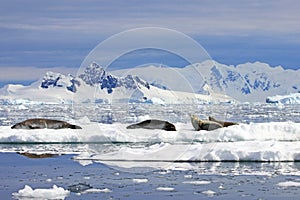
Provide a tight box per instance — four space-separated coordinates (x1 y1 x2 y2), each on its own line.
0 62 232 104
112 60 300 102
1 60 298 104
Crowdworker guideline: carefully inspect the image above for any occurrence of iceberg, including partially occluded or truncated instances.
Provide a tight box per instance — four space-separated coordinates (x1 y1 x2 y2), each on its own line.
266 93 300 104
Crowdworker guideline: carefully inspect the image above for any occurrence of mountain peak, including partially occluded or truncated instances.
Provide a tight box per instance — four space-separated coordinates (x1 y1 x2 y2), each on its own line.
78 62 106 86
78 62 151 94
40 71 80 93
41 71 65 89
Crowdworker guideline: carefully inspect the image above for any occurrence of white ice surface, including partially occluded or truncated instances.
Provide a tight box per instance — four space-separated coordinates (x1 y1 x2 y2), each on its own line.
2 120 300 162
75 141 300 162
1 121 300 143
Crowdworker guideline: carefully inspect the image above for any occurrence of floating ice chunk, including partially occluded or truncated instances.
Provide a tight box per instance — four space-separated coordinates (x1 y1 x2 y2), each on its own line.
183 180 211 185
75 159 93 166
12 185 70 199
266 93 300 104
184 175 193 179
156 187 175 191
277 181 300 187
81 188 112 194
156 170 171 175
202 190 216 196
133 178 148 183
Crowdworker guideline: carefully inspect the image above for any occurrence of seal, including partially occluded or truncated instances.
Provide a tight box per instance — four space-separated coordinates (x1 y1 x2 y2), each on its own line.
11 118 82 129
191 114 223 131
208 116 238 127
126 119 176 131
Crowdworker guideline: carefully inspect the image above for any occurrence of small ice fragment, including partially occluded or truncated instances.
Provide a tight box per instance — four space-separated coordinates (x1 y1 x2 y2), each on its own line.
277 181 300 187
46 178 52 182
157 170 170 175
202 190 216 196
184 175 193 179
81 188 112 194
183 180 211 185
133 178 148 183
156 187 175 191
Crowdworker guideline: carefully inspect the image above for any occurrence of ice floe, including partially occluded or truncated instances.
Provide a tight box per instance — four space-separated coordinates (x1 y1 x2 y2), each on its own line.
12 185 70 199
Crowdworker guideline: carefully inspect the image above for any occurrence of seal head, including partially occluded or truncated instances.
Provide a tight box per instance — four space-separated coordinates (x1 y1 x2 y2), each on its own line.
191 114 223 131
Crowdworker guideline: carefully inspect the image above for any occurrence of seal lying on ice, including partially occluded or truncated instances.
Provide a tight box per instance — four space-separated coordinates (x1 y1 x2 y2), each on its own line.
208 116 238 127
191 115 223 131
11 118 82 129
126 119 176 131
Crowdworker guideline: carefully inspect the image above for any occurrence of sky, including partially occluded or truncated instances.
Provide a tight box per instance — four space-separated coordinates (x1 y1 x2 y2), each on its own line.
0 0 300 86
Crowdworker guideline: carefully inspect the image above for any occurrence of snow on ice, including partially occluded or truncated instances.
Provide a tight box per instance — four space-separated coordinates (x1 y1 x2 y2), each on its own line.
1 119 300 162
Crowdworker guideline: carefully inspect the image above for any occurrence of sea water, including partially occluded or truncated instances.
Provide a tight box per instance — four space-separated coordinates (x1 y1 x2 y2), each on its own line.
0 103 300 199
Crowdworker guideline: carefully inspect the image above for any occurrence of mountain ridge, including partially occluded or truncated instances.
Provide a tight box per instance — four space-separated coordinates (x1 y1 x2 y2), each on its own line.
0 62 233 104
112 60 300 102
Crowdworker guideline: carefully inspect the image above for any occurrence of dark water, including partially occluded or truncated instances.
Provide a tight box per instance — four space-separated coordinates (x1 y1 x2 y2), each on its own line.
1 152 300 200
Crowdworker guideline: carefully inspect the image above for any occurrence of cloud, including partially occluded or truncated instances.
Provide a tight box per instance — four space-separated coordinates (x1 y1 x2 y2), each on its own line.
1 0 300 36
0 0 299 71
0 66 78 82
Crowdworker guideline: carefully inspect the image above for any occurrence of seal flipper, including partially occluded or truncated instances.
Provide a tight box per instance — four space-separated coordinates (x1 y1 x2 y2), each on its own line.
69 124 82 129
208 116 238 127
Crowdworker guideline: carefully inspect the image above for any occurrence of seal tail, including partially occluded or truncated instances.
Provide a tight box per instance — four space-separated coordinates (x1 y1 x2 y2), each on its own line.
126 125 136 129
